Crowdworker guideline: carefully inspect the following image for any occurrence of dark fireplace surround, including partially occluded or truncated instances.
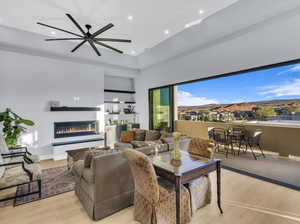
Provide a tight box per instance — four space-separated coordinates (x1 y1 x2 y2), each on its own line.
54 120 98 138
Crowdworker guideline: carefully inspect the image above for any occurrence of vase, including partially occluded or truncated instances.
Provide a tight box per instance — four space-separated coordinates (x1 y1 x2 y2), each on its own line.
171 132 181 160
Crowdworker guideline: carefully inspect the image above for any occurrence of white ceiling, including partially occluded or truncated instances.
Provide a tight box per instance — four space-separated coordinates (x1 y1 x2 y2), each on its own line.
0 0 238 55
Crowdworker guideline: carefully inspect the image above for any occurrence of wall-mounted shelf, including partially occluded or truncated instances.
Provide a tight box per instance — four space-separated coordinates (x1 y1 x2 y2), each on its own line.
50 107 101 112
104 89 136 94
104 113 137 115
104 101 136 104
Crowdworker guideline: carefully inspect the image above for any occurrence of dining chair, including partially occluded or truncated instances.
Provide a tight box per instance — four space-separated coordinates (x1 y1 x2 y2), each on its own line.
123 149 192 224
186 137 213 216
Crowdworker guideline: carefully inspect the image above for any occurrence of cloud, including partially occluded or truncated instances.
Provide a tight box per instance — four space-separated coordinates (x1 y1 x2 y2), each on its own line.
277 64 300 75
259 78 300 97
177 91 218 106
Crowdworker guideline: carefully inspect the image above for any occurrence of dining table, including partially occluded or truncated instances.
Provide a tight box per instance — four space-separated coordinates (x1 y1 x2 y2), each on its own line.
150 151 223 224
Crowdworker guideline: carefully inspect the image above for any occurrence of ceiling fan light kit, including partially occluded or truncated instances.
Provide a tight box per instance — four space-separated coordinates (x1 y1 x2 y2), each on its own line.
37 13 132 56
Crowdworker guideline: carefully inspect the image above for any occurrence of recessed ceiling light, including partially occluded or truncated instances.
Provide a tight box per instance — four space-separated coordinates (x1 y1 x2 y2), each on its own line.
164 29 170 35
51 31 56 35
185 24 190 28
127 15 133 21
198 10 204 14
131 50 136 55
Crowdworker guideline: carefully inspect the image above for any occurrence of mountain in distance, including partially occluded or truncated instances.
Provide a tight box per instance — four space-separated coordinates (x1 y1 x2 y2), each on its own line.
178 99 300 111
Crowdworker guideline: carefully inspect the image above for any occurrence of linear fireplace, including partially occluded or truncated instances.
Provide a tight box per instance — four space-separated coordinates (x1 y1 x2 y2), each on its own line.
54 120 98 138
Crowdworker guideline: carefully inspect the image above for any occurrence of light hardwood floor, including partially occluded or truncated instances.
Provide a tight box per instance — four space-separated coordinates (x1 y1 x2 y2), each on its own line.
1 159 300 224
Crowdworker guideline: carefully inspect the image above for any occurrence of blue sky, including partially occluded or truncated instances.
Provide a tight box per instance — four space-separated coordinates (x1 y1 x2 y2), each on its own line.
177 63 300 106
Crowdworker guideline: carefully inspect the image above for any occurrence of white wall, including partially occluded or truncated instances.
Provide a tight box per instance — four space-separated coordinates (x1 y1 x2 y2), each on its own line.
135 6 300 129
0 50 105 157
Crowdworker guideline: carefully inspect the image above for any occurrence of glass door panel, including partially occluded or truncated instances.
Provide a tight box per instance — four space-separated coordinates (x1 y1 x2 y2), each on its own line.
149 86 173 131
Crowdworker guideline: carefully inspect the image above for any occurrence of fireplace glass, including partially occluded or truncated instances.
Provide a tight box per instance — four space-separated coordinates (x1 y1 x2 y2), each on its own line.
54 121 98 138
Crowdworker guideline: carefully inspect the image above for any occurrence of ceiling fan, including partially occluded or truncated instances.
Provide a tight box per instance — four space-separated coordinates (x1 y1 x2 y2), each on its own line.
37 13 132 56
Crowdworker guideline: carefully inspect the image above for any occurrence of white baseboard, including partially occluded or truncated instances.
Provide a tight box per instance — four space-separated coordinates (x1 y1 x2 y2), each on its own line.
39 154 53 160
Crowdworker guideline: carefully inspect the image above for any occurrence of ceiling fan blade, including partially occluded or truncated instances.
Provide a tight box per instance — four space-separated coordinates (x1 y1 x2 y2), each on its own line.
94 38 131 43
71 40 87 52
91 23 114 38
94 41 123 54
37 22 83 38
88 40 101 56
66 13 86 35
45 38 84 41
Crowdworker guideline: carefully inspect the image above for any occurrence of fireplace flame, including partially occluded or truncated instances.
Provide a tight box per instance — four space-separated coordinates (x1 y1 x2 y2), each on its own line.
56 126 95 135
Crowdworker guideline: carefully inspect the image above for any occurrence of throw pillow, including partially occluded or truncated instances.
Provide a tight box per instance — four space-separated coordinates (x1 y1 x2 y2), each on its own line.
145 130 161 141
120 131 135 143
133 129 146 141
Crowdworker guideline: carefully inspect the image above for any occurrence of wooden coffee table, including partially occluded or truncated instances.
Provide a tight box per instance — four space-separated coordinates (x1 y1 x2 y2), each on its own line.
66 147 110 170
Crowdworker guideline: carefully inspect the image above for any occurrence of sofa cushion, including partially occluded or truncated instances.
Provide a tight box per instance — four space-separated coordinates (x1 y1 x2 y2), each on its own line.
120 131 135 143
0 163 41 189
114 142 133 150
145 130 161 141
133 129 146 141
131 141 149 148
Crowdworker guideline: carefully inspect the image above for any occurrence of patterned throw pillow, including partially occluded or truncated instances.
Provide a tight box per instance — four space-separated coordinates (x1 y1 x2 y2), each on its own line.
145 130 161 141
133 129 146 141
120 131 135 143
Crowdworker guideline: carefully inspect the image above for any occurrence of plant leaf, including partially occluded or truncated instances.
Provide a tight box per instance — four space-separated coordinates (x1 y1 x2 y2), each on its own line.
20 119 34 126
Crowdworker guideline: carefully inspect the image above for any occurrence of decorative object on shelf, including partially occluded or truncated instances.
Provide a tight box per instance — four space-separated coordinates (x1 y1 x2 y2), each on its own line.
171 132 182 160
0 108 34 147
37 13 132 56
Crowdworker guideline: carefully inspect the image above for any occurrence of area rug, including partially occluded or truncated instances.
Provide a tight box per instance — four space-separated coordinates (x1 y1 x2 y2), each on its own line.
14 166 75 206
215 151 300 191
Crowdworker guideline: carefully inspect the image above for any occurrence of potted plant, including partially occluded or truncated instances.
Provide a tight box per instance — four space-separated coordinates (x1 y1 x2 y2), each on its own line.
0 108 34 147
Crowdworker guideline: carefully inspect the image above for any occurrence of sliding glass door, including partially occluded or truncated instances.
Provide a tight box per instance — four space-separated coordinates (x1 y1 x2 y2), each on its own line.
149 86 174 131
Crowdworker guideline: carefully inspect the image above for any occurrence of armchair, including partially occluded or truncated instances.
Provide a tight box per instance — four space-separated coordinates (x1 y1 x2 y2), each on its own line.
0 153 42 203
0 135 39 164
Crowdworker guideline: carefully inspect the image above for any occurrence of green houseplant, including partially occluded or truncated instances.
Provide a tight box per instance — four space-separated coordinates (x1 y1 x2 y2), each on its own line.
0 108 34 147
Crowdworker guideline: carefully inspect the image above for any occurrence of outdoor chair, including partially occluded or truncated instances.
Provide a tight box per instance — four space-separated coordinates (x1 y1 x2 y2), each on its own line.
212 128 234 158
242 129 265 160
229 126 246 154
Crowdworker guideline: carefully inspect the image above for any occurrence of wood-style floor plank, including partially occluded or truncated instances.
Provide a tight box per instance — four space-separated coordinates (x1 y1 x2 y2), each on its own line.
0 160 300 224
